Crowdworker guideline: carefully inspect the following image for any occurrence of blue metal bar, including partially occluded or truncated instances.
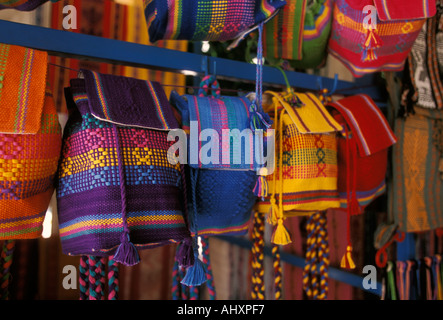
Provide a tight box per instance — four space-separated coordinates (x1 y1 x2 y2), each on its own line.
0 19 384 102
217 235 382 296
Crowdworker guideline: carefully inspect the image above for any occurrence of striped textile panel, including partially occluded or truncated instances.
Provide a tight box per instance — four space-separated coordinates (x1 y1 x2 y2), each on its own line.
327 0 426 77
263 0 307 61
57 78 190 257
0 87 62 239
144 0 286 42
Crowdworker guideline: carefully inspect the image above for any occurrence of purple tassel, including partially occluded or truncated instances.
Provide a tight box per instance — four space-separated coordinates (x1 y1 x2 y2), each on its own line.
113 233 140 266
176 237 194 268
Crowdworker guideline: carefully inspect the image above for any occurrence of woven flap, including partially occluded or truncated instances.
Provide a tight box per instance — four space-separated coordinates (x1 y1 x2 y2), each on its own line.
373 0 436 21
81 69 179 130
327 94 397 157
171 91 266 170
0 43 48 134
264 91 342 133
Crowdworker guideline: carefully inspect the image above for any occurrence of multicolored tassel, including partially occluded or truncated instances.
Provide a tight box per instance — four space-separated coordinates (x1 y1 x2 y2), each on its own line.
253 175 269 198
362 28 383 62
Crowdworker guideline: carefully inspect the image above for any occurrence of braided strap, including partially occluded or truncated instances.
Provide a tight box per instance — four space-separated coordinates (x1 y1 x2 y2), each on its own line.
171 256 181 300
79 256 89 300
200 236 216 300
107 256 119 300
88 256 105 300
251 211 265 300
0 240 16 300
272 244 283 300
303 211 329 300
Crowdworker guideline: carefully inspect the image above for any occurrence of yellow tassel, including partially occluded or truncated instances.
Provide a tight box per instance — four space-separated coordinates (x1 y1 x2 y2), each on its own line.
340 245 356 269
266 197 279 225
271 219 292 245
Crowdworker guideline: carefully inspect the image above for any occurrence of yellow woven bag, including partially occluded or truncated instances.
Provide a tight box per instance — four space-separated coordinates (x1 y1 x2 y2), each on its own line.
257 88 342 244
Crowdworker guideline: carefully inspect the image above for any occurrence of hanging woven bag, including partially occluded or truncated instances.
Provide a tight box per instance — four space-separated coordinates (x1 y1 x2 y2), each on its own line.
327 0 429 77
143 0 286 46
257 86 342 245
263 0 333 69
0 43 62 240
326 94 397 268
170 74 272 239
56 69 192 267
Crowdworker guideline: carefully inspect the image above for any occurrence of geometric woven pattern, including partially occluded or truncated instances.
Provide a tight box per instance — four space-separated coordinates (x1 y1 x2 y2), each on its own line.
0 43 61 240
145 0 286 43
328 0 426 77
57 77 190 257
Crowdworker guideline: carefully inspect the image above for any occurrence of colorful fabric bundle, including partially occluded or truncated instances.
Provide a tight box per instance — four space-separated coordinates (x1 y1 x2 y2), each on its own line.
326 94 397 268
144 0 286 45
257 89 342 245
327 0 427 77
392 107 443 233
56 69 192 267
0 43 62 240
0 0 58 11
264 0 332 69
170 75 270 238
402 5 443 113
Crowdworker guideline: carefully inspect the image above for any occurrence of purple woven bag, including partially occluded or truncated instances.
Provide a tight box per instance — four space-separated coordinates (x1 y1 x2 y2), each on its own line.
56 70 193 267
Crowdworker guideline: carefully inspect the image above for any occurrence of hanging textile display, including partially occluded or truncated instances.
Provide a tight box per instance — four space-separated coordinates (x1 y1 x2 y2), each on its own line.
257 87 342 245
263 0 333 69
381 256 443 300
402 3 443 114
144 0 286 46
392 107 443 233
327 0 429 77
56 69 193 267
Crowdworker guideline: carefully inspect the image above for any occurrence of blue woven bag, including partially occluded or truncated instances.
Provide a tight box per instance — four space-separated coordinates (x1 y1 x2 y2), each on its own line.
170 75 272 239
